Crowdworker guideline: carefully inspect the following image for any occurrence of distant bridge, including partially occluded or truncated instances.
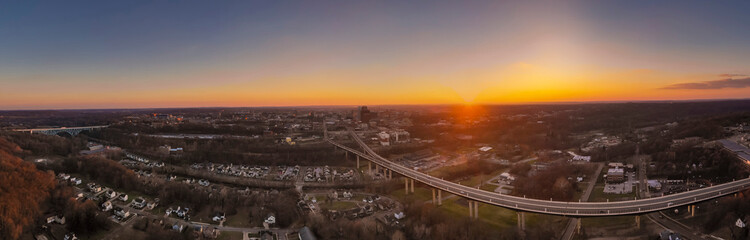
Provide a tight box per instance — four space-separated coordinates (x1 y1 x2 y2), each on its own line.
13 125 108 136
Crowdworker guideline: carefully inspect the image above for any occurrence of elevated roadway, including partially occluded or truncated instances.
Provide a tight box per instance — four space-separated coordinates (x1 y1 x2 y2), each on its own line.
327 127 750 217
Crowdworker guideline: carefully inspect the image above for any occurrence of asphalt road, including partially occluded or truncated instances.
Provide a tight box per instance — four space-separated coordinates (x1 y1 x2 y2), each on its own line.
560 162 605 240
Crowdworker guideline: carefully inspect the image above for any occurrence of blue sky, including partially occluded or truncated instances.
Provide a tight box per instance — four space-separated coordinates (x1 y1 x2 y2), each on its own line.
1 1 749 109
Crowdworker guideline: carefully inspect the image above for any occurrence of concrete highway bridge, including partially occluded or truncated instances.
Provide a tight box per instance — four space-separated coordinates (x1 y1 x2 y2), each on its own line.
324 124 750 231
13 125 108 136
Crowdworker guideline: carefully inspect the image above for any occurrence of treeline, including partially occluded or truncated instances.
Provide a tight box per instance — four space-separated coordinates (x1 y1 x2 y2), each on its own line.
48 185 111 235
701 189 750 236
512 163 579 201
0 137 56 239
0 109 126 128
651 146 748 181
65 156 141 191
0 136 113 239
0 131 86 157
94 127 349 166
431 159 499 181
101 122 267 136
407 101 750 156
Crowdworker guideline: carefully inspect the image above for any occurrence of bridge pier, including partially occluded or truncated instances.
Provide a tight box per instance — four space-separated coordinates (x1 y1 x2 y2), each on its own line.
473 201 479 219
405 178 409 194
469 200 474 218
345 151 348 159
517 212 525 231
575 218 581 234
410 179 414 193
368 161 372 175
438 189 442 205
388 169 392 179
432 189 436 204
635 215 640 228
356 155 360 169
691 205 695 217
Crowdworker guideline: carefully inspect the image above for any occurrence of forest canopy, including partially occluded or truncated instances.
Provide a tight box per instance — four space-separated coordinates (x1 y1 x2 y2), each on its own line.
0 137 56 239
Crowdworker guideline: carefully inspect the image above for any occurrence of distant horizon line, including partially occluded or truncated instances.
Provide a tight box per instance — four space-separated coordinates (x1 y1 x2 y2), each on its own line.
2 97 749 112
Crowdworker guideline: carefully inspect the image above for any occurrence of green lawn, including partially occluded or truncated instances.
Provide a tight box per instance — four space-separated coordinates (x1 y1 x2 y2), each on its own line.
480 183 499 192
224 208 253 228
78 229 109 240
389 185 435 202
433 198 517 229
216 231 244 240
581 215 635 228
320 201 358 210
572 182 589 201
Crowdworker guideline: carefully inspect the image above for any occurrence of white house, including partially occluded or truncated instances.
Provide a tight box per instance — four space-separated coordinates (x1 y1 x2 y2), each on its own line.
104 190 117 199
101 201 113 211
198 179 210 186
132 197 146 209
146 201 158 210
58 173 70 180
118 194 128 202
736 218 747 228
64 233 78 240
264 214 276 225
70 178 82 185
212 212 226 222
342 191 353 199
114 207 130 218
87 183 102 193
176 207 190 218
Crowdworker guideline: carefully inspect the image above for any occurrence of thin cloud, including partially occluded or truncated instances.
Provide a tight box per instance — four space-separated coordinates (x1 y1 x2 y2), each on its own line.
718 73 747 78
661 77 750 90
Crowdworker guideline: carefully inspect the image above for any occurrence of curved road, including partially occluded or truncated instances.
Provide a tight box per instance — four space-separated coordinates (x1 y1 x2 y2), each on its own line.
326 128 750 217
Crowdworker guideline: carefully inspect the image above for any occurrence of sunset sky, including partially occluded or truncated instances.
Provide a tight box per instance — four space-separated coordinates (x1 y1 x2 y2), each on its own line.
1 1 750 110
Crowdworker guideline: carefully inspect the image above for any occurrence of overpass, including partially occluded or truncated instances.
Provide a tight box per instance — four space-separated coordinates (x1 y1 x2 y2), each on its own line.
13 125 108 136
325 125 750 218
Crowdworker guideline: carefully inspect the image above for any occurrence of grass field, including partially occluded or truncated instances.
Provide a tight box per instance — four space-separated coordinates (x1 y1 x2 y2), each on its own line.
216 231 244 240
320 201 358 210
224 208 253 228
389 185 435 202
480 183 499 192
581 215 635 228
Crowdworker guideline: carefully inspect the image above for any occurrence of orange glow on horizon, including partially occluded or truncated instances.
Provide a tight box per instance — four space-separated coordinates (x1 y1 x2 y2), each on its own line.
1 61 748 110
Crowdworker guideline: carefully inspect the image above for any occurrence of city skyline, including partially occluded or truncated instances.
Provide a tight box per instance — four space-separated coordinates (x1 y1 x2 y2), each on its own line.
2 1 750 110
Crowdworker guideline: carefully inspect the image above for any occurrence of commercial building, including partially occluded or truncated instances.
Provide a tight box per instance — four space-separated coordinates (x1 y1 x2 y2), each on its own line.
606 168 624 183
356 106 377 122
718 139 750 165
